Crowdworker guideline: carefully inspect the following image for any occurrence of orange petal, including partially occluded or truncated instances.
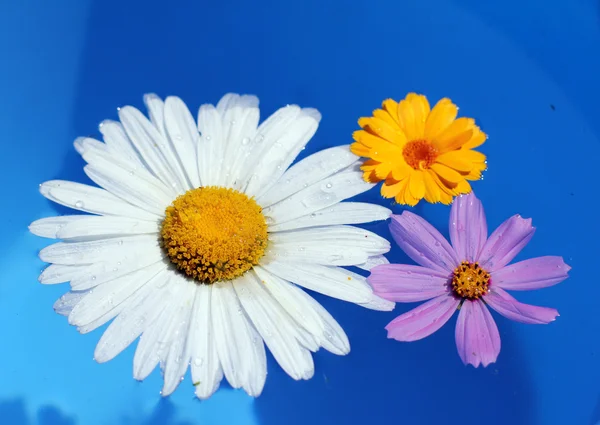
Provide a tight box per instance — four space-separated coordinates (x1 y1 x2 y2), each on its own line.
458 149 486 163
382 99 400 125
358 117 406 146
406 93 430 137
408 170 426 200
433 117 475 152
423 170 441 203
373 108 398 128
436 150 474 172
350 142 370 157
463 127 487 150
431 163 464 184
397 98 418 140
381 178 405 198
391 160 412 181
424 98 458 140
453 179 472 195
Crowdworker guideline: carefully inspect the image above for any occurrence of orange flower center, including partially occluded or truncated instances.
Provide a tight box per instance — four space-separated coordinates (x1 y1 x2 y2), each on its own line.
451 261 490 300
161 186 268 284
402 139 438 169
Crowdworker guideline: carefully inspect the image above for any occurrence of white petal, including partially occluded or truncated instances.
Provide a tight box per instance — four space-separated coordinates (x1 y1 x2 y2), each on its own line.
218 95 260 187
267 202 391 232
253 266 349 355
162 276 198 396
269 225 390 257
81 143 175 197
39 264 88 284
29 215 88 239
84 163 171 216
210 281 266 393
39 180 159 221
94 269 173 363
68 262 167 327
164 96 202 188
244 109 320 198
262 261 372 304
267 242 368 266
54 290 90 316
262 169 374 224
355 255 390 271
54 216 159 241
74 137 107 155
232 105 301 191
234 273 314 380
197 104 225 187
133 279 185 381
70 246 165 291
144 93 167 137
190 284 224 400
39 235 159 265
257 145 357 208
119 106 187 192
99 120 146 167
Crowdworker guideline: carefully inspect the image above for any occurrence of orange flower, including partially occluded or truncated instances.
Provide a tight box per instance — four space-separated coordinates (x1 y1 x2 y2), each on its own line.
351 93 487 206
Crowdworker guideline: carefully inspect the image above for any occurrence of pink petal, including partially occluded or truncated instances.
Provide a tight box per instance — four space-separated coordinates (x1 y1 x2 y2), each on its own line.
485 287 559 324
385 294 459 342
368 264 450 302
455 299 500 367
390 212 459 273
492 256 570 291
477 214 535 272
449 192 487 262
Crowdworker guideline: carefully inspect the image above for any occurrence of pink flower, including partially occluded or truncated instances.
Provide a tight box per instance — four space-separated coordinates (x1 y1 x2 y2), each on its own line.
368 192 570 367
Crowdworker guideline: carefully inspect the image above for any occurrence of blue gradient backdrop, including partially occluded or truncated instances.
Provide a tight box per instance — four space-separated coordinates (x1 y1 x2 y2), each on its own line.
1 0 599 424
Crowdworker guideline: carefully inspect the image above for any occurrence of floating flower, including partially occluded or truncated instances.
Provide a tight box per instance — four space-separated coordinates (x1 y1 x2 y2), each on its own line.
30 93 395 399
368 192 569 366
351 93 487 206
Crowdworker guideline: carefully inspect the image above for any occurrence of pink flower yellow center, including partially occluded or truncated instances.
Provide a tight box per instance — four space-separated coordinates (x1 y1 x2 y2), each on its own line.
161 186 268 284
401 139 438 170
451 261 490 300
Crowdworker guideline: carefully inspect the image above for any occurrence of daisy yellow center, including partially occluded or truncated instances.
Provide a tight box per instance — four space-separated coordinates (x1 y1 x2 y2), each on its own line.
451 261 490 300
160 186 268 284
402 139 438 169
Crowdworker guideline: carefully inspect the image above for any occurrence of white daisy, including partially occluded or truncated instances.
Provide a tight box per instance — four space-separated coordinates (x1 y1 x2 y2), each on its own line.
30 93 394 399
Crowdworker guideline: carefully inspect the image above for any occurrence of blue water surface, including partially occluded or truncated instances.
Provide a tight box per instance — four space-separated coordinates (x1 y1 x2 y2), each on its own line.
1 0 599 424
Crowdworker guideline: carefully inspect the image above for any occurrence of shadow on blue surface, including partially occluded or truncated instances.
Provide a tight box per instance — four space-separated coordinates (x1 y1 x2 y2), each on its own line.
0 399 76 425
119 399 194 425
0 398 196 425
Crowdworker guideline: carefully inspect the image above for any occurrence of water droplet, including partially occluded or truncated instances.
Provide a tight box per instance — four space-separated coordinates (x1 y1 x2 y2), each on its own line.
117 262 122 266
75 200 84 208
117 107 121 111
310 213 317 218
299 247 305 251
194 358 204 367
175 135 182 140
325 183 332 189
91 276 97 280
257 134 265 142
230 120 236 125
112 268 118 272
129 171 135 176
118 240 124 245
205 135 211 141
241 137 250 145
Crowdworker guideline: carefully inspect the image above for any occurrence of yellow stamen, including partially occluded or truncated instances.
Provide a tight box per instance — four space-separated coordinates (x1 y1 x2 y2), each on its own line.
451 261 490 300
161 186 268 284
402 139 438 170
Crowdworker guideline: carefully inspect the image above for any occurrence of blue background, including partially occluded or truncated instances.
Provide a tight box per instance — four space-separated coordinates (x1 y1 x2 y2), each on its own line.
1 0 599 424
